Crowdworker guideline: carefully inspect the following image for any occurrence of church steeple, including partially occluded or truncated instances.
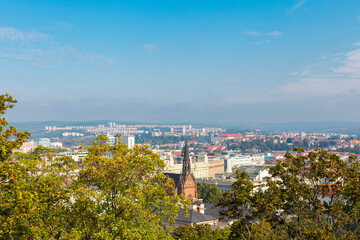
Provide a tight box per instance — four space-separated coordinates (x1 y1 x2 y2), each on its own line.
182 141 191 176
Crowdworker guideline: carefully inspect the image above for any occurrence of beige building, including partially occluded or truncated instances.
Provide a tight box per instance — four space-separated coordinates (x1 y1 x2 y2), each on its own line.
19 140 37 153
164 158 210 179
208 158 225 178
159 150 211 179
160 151 226 179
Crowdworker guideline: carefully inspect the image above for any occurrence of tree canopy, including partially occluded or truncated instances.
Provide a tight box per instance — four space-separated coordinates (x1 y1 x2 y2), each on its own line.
197 183 223 204
173 224 230 240
71 135 180 239
0 93 181 239
0 93 30 162
217 147 360 239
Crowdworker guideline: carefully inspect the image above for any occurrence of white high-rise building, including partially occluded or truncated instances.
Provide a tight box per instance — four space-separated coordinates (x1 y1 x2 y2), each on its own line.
107 133 117 146
122 135 135 149
107 134 135 149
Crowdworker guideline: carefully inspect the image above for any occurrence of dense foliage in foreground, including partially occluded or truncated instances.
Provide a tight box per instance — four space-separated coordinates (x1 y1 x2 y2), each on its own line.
173 224 230 240
218 148 360 239
0 94 180 239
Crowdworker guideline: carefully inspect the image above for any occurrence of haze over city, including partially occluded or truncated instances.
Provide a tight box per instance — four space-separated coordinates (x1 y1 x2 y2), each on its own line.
2 0 360 124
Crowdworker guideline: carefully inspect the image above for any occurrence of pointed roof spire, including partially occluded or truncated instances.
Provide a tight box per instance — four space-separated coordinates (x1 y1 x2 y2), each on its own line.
182 141 191 176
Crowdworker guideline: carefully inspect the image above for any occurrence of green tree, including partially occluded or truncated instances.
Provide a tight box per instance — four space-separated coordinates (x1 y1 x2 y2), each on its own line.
218 148 360 239
0 93 77 239
0 93 30 161
197 182 205 197
197 183 223 204
0 93 181 239
217 171 257 239
69 135 181 239
2 148 78 239
173 224 230 240
209 185 223 204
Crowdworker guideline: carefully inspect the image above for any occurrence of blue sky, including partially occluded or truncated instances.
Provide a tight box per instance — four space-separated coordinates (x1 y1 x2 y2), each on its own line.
2 0 360 124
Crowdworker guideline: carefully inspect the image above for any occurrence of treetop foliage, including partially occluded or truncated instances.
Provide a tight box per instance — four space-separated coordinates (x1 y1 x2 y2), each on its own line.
0 93 30 162
0 93 181 239
197 183 223 204
217 147 360 239
173 224 230 240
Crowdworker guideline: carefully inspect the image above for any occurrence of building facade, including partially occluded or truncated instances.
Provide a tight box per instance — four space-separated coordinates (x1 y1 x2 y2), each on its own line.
165 142 197 199
107 133 135 149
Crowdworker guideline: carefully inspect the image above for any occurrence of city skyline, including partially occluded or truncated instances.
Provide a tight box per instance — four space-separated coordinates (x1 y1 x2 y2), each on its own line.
2 0 360 123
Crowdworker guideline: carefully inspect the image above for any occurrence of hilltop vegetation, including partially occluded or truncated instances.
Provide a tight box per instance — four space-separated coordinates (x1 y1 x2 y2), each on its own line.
0 94 181 239
217 148 360 239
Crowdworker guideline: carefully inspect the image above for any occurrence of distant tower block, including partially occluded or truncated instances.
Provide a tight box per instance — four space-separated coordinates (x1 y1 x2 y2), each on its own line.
107 133 135 149
122 135 135 149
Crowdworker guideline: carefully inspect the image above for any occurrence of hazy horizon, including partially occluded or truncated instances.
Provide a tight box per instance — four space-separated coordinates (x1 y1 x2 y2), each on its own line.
10 119 360 133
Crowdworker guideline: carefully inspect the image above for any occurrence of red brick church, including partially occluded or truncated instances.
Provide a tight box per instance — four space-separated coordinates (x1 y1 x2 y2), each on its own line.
165 142 197 199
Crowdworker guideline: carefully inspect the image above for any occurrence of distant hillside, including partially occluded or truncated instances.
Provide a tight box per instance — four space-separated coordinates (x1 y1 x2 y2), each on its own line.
9 120 360 135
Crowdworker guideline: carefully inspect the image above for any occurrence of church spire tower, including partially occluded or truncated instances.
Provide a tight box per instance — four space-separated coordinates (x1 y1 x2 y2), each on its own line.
165 140 197 199
182 141 191 177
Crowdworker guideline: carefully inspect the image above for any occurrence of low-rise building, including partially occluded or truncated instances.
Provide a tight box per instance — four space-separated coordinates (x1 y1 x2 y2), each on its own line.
226 154 265 173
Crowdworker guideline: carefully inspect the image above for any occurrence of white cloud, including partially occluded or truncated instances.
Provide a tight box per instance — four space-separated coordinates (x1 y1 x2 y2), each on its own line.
0 44 114 64
143 43 156 51
276 77 360 96
0 53 33 61
289 69 310 77
277 45 360 97
334 49 360 76
287 0 307 14
245 30 282 37
0 27 114 64
0 48 50 61
320 53 328 59
0 27 50 42
353 41 360 47
267 31 282 37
